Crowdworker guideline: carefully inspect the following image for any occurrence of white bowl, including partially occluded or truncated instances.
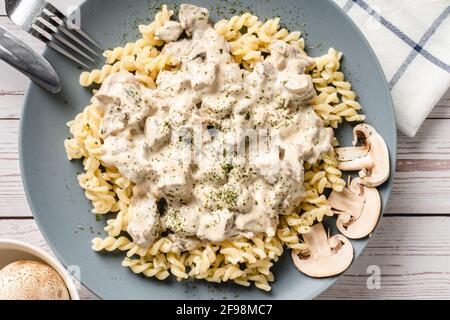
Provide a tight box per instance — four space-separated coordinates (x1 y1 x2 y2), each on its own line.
0 239 80 300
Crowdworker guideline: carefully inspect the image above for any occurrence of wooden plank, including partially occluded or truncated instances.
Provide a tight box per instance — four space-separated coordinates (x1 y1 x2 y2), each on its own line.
429 105 450 119
1 217 449 299
0 16 42 119
429 98 450 119
0 120 30 217
319 216 450 299
320 258 450 299
386 171 450 214
424 88 450 119
397 118 450 160
2 118 450 216
0 94 23 120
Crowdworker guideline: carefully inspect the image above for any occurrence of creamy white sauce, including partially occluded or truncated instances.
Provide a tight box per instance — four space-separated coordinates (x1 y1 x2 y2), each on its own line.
94 4 333 250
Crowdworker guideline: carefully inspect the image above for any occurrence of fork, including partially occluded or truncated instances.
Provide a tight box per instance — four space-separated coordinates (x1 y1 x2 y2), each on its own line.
5 0 103 69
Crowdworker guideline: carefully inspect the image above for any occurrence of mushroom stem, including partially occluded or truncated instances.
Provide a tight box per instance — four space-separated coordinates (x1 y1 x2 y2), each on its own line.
291 223 354 278
337 154 373 171
328 187 364 219
335 124 390 187
328 178 381 239
335 146 368 162
302 223 332 259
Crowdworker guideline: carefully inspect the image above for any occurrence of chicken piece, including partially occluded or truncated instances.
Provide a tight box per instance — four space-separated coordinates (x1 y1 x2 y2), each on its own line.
197 209 234 242
162 206 199 236
96 73 151 137
154 157 192 203
185 59 218 90
201 94 236 118
179 4 209 35
156 21 183 42
127 196 162 247
197 183 252 213
145 117 171 150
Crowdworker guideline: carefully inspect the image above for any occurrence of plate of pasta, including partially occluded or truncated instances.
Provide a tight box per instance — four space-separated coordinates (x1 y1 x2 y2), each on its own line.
20 0 396 299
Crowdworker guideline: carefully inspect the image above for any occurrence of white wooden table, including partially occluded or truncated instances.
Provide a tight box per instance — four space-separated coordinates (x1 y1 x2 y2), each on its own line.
1 1 450 300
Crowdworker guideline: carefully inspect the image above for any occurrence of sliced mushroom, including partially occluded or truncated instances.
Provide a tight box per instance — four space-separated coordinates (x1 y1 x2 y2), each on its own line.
291 223 353 278
328 178 381 239
335 124 390 187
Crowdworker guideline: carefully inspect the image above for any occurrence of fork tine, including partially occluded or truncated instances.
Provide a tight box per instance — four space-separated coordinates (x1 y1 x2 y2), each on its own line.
47 41 91 69
57 24 100 57
52 32 96 63
34 19 96 63
41 10 102 57
41 1 66 20
44 2 104 51
38 13 101 60
31 25 92 69
66 27 103 52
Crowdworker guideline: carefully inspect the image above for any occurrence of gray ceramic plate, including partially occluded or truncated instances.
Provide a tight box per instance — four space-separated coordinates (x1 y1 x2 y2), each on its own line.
20 0 396 300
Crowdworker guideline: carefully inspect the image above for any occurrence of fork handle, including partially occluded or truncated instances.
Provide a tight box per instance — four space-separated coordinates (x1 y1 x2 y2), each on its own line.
0 26 61 94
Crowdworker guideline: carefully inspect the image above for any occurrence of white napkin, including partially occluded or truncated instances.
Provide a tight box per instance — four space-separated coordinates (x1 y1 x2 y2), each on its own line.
334 0 450 137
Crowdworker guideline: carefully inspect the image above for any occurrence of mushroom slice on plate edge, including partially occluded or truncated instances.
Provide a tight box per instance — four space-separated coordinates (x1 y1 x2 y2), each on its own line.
328 178 381 239
291 223 353 278
335 124 390 187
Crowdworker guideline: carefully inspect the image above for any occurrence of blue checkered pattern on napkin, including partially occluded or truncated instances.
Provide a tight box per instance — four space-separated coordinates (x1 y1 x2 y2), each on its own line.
334 0 450 137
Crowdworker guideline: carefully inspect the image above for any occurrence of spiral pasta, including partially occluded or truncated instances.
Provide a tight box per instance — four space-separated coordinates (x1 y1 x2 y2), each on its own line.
67 5 367 292
215 13 305 70
79 5 175 88
311 48 366 127
122 256 171 280
91 236 134 252
138 4 174 46
167 252 189 280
